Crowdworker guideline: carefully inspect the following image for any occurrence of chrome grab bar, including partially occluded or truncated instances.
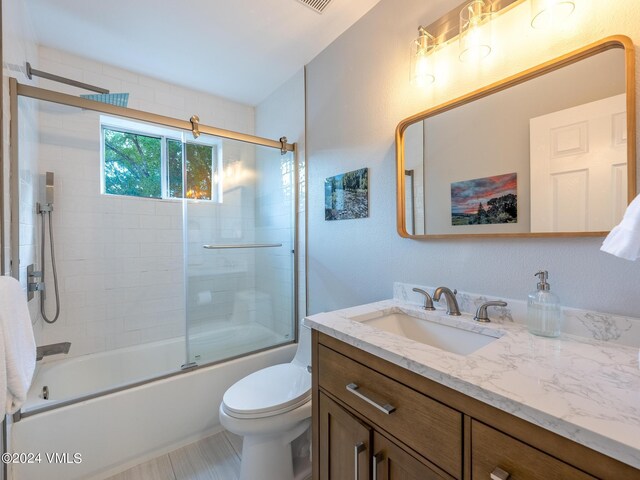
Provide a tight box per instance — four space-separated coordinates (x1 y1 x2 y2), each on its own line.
354 442 365 480
346 383 396 415
203 243 282 249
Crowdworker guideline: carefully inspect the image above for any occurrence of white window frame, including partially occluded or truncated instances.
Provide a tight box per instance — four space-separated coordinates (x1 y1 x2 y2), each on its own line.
100 115 222 202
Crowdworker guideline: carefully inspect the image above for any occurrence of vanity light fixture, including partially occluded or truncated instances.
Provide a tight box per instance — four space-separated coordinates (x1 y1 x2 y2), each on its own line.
411 26 438 86
459 0 493 62
409 0 552 86
530 0 575 29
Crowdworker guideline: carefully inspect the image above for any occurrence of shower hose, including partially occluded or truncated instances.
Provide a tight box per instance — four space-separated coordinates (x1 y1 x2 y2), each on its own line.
40 210 60 323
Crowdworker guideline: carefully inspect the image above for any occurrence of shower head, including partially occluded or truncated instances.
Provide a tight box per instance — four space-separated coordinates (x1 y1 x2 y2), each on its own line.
45 171 54 206
80 93 129 108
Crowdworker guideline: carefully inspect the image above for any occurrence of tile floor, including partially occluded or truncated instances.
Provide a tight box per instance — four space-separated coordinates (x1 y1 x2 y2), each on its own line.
106 431 242 480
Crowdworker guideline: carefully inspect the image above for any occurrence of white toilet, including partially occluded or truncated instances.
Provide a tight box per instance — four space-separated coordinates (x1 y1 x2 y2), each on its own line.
219 322 312 480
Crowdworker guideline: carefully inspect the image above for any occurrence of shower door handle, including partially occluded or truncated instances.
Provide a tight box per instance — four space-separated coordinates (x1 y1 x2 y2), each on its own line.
203 243 282 249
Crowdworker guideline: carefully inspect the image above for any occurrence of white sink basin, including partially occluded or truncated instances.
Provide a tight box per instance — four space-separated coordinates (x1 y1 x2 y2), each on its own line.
358 311 499 356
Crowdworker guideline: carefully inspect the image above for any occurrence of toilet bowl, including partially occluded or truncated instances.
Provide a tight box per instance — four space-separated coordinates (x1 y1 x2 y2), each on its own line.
219 322 312 480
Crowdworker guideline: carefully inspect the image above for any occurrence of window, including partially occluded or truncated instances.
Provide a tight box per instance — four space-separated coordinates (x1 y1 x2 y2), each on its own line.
101 117 219 201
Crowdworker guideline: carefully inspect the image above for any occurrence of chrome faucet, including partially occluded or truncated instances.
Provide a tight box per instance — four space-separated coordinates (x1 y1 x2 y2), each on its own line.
36 342 71 361
433 287 461 316
412 288 435 310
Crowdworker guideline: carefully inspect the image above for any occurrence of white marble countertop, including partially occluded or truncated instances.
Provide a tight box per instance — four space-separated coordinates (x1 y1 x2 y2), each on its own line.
305 298 640 469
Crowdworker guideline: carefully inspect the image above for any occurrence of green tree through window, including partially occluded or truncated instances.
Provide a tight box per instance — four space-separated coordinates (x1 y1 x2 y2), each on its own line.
104 128 162 198
167 139 183 198
103 126 216 201
166 140 214 200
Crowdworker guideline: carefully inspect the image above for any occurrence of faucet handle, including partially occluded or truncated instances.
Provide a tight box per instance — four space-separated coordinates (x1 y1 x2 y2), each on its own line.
412 288 435 310
474 301 508 323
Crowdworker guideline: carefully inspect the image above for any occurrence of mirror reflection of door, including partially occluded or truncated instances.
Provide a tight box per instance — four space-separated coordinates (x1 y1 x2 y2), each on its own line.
530 94 627 232
404 122 426 235
405 170 415 235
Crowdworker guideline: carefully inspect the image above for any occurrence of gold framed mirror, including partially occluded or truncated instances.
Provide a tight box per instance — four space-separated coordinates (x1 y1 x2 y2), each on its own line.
396 36 636 239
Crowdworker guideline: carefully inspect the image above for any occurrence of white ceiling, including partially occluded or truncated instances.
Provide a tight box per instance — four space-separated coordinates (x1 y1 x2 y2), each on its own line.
25 0 382 105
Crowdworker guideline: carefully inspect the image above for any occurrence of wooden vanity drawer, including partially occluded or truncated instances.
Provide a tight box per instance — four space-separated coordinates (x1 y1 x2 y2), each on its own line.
318 344 463 479
471 420 597 480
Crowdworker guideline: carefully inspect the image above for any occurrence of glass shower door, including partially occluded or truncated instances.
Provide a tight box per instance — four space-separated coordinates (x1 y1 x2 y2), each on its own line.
184 135 295 366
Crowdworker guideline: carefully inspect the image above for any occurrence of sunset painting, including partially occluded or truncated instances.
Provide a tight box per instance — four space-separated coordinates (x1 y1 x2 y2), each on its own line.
451 172 517 226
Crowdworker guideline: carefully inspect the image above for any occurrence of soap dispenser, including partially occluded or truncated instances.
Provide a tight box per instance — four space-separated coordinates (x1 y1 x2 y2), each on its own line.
527 270 562 337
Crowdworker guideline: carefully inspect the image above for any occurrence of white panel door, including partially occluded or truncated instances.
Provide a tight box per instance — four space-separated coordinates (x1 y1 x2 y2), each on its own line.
530 94 627 232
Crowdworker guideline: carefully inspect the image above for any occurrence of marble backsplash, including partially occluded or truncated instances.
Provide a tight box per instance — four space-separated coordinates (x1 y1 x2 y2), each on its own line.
394 282 640 348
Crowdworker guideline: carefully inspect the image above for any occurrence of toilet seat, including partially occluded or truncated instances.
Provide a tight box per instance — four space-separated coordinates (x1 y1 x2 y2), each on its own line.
222 363 311 419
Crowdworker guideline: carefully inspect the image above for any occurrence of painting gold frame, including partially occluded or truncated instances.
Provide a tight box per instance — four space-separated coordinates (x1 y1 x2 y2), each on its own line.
396 35 636 239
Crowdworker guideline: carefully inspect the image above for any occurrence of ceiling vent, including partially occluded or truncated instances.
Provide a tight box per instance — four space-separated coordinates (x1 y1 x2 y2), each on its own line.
296 0 333 14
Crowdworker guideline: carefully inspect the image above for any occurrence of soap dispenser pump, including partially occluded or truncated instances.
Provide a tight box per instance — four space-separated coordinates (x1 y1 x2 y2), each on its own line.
527 270 562 338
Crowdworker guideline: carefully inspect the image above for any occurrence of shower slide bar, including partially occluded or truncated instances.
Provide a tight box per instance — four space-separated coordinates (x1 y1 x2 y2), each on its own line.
203 243 282 249
10 79 295 152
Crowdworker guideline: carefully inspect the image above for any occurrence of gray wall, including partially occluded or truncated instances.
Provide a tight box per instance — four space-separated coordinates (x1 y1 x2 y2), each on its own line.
306 0 640 317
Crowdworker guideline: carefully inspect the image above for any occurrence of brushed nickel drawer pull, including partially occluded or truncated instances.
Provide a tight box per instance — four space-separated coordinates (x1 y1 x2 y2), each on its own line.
354 442 365 479
346 383 396 414
372 453 382 480
490 467 511 480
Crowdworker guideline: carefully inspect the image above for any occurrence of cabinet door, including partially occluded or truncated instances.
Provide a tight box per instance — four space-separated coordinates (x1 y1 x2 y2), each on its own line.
372 432 446 480
319 393 372 480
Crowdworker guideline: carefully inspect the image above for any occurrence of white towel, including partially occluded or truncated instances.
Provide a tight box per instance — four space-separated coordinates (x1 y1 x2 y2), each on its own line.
0 320 6 420
0 276 36 414
601 194 640 261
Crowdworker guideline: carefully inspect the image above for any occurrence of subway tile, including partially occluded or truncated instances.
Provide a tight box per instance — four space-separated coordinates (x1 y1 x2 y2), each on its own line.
122 199 156 216
102 63 140 85
103 213 140 229
57 49 103 74
139 215 172 229
155 201 182 216
154 88 185 110
140 243 173 258
138 74 173 91
82 71 123 93
103 243 140 258
38 45 63 63
121 81 155 103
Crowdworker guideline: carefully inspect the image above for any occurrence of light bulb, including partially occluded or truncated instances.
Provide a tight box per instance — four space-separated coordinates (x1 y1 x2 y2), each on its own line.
414 54 434 86
459 0 492 63
411 27 436 86
531 0 575 29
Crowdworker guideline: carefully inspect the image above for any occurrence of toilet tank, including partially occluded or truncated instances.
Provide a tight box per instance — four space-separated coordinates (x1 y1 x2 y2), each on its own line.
291 321 311 368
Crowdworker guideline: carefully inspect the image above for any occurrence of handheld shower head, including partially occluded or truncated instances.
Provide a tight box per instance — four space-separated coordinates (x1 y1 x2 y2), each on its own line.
45 171 54 206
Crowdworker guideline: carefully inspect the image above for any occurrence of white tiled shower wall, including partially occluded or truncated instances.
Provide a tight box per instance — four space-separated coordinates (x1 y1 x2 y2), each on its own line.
28 46 259 358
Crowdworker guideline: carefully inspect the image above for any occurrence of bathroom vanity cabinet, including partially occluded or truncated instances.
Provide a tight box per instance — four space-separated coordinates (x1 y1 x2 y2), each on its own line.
312 330 638 480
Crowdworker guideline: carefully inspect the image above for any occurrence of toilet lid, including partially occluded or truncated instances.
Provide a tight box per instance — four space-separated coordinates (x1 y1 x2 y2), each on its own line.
222 363 311 419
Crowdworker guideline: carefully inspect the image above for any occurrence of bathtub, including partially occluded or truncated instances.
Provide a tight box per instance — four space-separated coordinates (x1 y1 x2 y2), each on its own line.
10 323 296 480
23 322 286 413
